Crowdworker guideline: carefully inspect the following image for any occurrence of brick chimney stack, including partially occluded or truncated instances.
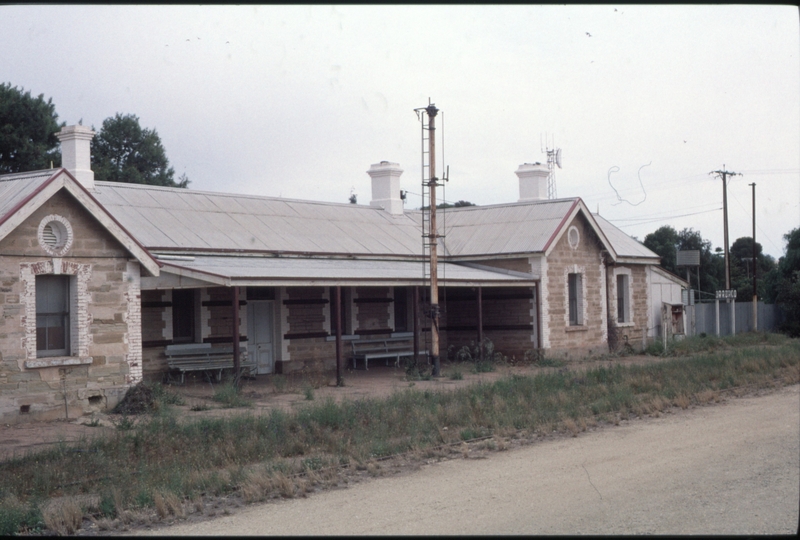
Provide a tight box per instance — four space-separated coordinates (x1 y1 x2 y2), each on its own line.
367 161 404 216
516 162 550 202
56 125 95 190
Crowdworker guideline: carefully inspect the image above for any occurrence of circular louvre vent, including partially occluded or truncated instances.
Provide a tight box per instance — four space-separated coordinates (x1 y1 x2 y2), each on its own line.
567 226 580 250
38 215 74 256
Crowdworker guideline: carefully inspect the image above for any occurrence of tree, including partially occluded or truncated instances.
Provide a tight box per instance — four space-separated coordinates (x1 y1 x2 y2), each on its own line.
643 225 679 274
729 236 776 302
92 113 188 188
0 83 63 174
644 225 725 298
767 228 800 336
421 200 476 210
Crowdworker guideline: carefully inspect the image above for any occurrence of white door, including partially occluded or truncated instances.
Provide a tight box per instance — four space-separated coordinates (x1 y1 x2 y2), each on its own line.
247 301 274 374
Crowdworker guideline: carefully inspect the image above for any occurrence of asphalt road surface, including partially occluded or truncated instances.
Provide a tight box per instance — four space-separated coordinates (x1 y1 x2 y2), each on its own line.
140 385 800 536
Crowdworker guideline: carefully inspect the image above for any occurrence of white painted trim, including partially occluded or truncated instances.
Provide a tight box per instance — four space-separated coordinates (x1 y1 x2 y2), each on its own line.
0 171 160 276
544 200 618 261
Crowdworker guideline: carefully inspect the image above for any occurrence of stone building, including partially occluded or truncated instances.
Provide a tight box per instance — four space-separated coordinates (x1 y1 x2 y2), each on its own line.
0 125 686 422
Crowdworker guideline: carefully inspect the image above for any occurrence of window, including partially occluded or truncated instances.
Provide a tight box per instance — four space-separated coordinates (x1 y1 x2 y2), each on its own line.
36 275 70 356
617 274 630 323
172 289 196 343
393 286 409 332
568 273 583 326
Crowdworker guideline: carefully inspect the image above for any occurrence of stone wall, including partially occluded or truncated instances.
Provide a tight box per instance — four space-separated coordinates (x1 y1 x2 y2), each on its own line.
544 213 609 359
0 189 140 422
607 264 649 351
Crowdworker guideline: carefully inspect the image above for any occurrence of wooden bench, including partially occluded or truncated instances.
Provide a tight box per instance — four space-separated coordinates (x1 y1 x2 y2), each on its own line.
348 336 426 370
165 343 255 384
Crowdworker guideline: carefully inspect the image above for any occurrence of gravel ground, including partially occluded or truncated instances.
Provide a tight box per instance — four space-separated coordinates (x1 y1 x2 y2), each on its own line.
135 384 800 536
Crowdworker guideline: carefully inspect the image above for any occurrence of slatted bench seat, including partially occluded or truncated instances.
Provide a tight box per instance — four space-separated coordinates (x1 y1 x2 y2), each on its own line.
348 337 426 370
165 343 254 384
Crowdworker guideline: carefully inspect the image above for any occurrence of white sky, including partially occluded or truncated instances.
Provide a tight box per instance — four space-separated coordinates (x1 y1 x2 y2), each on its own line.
2 5 798 259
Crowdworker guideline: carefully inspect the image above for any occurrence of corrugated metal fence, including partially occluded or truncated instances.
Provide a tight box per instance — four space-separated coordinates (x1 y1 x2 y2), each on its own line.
686 301 784 336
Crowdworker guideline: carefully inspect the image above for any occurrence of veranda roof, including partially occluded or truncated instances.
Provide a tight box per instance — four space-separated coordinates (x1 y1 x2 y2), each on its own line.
143 254 538 289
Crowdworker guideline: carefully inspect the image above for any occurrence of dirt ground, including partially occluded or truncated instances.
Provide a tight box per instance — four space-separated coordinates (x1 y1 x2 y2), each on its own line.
0 354 672 459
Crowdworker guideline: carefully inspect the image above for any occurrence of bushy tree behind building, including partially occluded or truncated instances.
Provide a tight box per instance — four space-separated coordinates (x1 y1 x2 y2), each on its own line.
643 225 724 298
0 83 63 174
92 113 188 188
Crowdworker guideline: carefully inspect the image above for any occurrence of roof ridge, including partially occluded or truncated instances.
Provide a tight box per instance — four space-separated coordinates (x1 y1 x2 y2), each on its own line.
95 181 392 210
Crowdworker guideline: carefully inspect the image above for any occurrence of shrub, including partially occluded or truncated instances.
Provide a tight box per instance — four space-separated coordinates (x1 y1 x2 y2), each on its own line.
212 381 253 408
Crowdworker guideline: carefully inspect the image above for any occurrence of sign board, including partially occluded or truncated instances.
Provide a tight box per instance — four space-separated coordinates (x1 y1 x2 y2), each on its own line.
715 289 737 300
676 250 700 267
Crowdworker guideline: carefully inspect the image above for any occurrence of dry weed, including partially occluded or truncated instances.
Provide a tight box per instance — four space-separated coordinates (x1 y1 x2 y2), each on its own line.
94 517 115 531
43 498 84 536
240 468 272 503
563 418 580 437
153 492 185 520
673 394 691 409
696 389 719 404
273 472 296 498
366 461 382 476
153 492 168 520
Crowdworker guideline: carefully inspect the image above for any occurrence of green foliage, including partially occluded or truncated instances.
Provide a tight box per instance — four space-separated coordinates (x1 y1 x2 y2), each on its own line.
0 83 63 174
212 380 253 408
729 236 777 302
421 200 476 210
772 228 800 336
644 225 726 297
0 498 43 535
92 113 188 188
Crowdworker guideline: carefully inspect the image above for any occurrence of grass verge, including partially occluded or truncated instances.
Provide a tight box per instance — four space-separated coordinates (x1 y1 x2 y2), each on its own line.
0 335 797 534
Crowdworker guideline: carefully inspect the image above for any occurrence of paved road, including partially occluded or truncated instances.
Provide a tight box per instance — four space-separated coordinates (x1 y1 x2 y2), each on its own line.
140 385 800 535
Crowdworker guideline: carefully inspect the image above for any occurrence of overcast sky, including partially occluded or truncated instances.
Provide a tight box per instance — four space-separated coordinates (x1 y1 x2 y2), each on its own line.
2 5 798 259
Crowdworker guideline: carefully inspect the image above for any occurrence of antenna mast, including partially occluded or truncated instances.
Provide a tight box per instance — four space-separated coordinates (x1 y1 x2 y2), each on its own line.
541 134 562 199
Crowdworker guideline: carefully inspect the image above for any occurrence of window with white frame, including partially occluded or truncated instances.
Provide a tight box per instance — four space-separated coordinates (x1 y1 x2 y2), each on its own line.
568 273 583 326
617 273 631 323
36 275 71 357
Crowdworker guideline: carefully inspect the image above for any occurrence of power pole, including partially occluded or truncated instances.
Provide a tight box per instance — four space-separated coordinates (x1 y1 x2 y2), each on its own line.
710 167 740 290
750 182 757 331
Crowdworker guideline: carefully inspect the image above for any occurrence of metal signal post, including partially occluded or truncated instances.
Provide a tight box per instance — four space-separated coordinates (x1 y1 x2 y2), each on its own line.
425 103 441 376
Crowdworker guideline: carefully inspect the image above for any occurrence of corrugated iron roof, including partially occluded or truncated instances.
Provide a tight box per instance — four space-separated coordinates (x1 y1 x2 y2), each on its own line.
0 170 57 222
156 255 535 287
2 171 657 267
92 182 423 256
411 199 580 257
593 213 659 260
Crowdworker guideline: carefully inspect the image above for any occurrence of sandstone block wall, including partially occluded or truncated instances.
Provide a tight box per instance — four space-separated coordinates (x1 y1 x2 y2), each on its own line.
544 214 609 359
0 190 140 422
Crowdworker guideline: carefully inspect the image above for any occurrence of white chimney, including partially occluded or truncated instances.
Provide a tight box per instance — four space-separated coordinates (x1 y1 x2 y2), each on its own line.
56 125 95 190
516 162 550 202
367 161 404 216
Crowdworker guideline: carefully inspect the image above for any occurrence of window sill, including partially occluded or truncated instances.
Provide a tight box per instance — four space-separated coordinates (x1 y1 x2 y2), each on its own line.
25 357 92 369
565 325 588 332
615 322 635 328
